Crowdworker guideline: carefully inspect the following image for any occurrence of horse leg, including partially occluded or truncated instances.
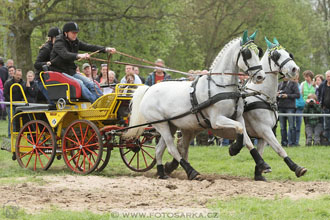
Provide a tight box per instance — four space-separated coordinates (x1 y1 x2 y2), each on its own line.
236 116 272 174
254 139 267 181
155 137 169 179
165 129 197 175
154 124 200 180
155 125 177 179
261 129 307 178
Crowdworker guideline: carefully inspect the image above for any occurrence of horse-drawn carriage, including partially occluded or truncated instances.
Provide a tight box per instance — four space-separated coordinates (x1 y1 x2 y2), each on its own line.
4 71 158 174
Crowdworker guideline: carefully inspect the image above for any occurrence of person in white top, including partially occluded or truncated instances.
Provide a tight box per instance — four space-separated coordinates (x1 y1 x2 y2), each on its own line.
120 65 142 84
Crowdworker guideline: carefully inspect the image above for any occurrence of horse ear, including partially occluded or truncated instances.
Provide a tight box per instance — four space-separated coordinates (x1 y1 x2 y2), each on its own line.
273 37 279 45
265 37 274 49
242 30 248 45
249 30 258 41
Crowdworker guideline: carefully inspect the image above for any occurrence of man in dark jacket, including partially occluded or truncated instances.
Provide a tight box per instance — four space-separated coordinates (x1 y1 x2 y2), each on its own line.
50 22 116 103
3 66 25 137
317 70 330 142
277 77 300 146
145 59 171 86
0 57 8 86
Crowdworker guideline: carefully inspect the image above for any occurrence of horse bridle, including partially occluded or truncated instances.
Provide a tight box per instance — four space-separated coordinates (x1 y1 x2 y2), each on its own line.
268 45 294 73
236 41 263 79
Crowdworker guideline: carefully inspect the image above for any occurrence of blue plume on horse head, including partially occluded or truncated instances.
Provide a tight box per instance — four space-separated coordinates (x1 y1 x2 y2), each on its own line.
249 30 258 41
273 37 280 45
265 37 276 49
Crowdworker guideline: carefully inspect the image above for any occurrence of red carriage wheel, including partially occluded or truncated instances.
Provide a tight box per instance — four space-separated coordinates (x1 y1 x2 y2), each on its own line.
15 120 56 171
96 126 123 172
62 120 103 174
119 132 157 172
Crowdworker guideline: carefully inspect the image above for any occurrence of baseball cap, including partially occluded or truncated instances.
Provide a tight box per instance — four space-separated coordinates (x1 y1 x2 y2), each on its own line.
82 63 91 69
92 65 97 71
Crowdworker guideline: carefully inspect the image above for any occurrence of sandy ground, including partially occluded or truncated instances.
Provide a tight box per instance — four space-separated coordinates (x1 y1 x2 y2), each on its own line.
0 172 329 215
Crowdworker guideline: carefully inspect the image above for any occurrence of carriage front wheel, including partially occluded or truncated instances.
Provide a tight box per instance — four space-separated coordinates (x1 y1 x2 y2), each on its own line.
15 120 57 171
119 132 157 172
62 120 103 174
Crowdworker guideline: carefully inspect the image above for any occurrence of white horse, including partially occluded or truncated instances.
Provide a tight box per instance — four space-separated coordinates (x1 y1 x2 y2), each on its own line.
123 30 270 180
166 37 307 181
241 37 307 180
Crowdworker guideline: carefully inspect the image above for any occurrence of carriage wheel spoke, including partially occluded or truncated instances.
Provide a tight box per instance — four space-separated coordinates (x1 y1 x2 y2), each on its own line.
71 127 81 145
74 150 82 171
19 149 33 160
82 124 90 145
140 148 148 167
65 136 80 146
128 151 137 165
122 149 132 156
137 151 139 169
24 150 34 168
82 149 94 168
35 145 54 149
63 146 80 152
35 126 46 145
67 150 80 163
27 125 36 145
84 142 99 148
139 144 155 149
141 147 155 160
21 133 34 145
34 150 37 171
84 132 96 146
36 149 44 169
84 147 98 156
38 134 51 146
37 148 50 160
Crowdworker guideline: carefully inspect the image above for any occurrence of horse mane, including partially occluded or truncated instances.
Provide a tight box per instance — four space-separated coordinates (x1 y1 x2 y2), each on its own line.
209 37 240 71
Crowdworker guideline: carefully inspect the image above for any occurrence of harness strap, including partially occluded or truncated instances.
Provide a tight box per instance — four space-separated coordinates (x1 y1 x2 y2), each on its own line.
244 101 273 112
244 100 278 131
190 76 212 128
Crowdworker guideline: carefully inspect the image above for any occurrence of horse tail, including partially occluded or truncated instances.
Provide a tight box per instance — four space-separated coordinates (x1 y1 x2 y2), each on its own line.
122 85 149 139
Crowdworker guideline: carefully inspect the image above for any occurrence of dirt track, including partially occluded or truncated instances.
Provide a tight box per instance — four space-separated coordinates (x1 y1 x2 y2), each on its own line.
0 172 329 214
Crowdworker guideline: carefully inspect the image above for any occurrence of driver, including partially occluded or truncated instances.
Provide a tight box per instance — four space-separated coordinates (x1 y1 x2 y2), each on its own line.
50 22 116 103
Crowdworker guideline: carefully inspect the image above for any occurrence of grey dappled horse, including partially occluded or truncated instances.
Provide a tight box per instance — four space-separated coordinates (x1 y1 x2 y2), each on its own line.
123 31 271 180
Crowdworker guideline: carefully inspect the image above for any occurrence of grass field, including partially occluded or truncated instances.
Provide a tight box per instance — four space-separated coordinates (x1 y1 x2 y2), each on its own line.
0 120 329 219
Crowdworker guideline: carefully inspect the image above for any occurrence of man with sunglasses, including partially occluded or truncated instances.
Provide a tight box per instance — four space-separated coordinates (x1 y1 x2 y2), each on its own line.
50 22 116 103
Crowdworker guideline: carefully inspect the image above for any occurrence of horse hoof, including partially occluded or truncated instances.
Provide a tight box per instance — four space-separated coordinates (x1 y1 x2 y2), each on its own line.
188 170 200 180
229 146 239 156
295 166 307 177
258 162 272 174
158 175 170 180
164 160 179 175
254 175 267 181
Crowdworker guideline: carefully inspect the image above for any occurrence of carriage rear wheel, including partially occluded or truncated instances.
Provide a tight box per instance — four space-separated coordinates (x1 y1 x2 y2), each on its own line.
96 126 122 172
15 120 56 171
62 120 103 174
119 132 157 172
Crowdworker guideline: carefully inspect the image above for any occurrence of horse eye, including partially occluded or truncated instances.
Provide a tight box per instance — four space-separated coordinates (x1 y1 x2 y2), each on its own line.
242 48 252 60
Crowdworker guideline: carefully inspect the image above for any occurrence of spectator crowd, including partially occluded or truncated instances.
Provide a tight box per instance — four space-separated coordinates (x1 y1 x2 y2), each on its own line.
1 22 330 147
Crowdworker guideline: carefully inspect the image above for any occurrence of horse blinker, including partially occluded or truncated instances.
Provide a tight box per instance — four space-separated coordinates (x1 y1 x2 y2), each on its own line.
271 50 281 62
242 48 252 60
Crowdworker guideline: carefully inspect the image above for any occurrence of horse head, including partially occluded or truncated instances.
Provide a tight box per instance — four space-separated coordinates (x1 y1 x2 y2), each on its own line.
264 37 299 79
236 30 265 84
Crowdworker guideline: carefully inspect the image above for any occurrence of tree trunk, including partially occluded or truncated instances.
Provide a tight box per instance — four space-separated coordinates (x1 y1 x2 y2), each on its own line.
13 29 33 76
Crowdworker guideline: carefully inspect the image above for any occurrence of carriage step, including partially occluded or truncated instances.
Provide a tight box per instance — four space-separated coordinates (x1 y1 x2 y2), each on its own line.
1 138 11 152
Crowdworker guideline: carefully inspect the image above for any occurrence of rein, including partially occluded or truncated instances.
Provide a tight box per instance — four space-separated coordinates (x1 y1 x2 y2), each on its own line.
81 52 249 77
